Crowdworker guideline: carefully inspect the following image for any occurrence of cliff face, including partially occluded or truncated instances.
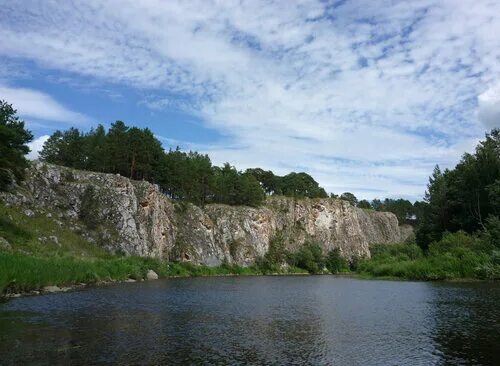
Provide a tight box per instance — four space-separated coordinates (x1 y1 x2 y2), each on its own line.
1 163 410 265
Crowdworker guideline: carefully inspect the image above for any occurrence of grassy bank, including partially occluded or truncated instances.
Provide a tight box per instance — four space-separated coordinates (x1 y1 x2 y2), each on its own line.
357 232 500 281
0 252 308 294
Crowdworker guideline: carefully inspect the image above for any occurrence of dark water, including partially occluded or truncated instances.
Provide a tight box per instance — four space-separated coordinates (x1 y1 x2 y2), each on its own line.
1 277 499 366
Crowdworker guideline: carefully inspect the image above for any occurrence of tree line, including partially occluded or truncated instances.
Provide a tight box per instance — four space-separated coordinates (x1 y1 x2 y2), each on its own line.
37 120 334 206
0 99 431 217
416 130 500 250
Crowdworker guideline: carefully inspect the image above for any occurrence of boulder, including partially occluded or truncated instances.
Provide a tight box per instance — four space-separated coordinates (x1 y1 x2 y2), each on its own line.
0 237 12 251
146 270 159 280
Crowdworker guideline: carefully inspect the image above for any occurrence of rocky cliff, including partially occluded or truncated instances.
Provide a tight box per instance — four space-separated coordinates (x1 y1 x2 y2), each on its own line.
1 162 410 265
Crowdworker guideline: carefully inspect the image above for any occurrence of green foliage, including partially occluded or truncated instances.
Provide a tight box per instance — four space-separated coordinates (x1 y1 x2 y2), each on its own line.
288 242 325 274
0 100 33 190
325 248 349 273
416 129 500 250
212 163 265 206
482 215 500 249
358 231 500 280
257 232 288 272
340 192 358 206
246 169 328 198
357 199 372 209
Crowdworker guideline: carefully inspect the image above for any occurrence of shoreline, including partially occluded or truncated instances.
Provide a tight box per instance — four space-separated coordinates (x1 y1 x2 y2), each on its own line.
3 270 497 303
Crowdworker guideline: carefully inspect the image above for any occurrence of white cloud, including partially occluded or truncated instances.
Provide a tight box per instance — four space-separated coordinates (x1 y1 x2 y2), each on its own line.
478 85 500 129
1 0 500 199
0 86 90 125
27 135 49 160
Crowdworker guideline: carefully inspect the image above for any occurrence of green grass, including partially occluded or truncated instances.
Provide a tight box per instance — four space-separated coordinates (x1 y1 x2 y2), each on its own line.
357 236 500 281
0 203 109 258
0 252 308 294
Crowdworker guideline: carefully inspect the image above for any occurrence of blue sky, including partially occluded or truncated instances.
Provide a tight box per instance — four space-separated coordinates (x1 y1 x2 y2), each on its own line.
1 0 500 200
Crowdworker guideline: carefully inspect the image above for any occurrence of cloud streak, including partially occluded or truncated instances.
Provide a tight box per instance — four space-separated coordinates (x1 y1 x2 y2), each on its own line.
1 0 499 199
0 86 90 125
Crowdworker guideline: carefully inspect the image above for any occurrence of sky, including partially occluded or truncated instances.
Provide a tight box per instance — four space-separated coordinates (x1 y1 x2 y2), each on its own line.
1 0 500 201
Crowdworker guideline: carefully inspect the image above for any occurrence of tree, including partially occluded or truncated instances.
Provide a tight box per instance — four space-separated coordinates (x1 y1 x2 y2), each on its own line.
39 128 85 168
84 125 108 171
371 198 384 211
213 163 264 206
106 121 129 176
245 168 281 195
325 248 348 273
416 130 500 250
340 192 358 206
357 199 372 209
0 100 33 190
383 198 415 223
280 172 328 198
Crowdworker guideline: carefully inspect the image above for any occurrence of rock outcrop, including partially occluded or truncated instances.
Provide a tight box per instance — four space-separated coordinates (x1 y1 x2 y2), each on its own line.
0 162 411 265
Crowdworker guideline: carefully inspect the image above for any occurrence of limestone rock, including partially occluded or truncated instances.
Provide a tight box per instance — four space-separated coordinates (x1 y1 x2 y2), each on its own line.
42 285 62 293
2 162 407 266
0 237 12 251
146 270 159 280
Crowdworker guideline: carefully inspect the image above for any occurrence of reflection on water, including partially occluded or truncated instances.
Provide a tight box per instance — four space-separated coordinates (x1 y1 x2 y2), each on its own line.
0 277 499 365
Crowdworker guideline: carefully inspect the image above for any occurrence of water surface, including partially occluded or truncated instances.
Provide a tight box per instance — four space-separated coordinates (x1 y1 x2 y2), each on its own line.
1 276 499 365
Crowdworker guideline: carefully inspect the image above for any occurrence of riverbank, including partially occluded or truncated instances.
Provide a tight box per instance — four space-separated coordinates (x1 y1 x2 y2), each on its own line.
0 251 308 298
356 236 500 281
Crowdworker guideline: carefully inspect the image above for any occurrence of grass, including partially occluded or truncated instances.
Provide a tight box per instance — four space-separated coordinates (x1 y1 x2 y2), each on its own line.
357 236 500 281
0 253 308 295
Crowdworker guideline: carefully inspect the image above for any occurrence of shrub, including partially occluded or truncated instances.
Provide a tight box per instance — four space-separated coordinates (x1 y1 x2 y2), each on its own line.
483 216 500 249
288 242 325 274
325 248 348 273
428 231 480 257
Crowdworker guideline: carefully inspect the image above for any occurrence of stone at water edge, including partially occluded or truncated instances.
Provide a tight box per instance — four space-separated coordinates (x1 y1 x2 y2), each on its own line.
42 285 63 293
146 270 159 280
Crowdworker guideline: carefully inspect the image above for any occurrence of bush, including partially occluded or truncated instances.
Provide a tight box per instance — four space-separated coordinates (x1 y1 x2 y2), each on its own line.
483 216 500 248
325 248 348 273
428 231 481 257
288 242 325 274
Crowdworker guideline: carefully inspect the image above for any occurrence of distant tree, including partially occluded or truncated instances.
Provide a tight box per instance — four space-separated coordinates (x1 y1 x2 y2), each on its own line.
39 130 64 164
280 172 328 198
84 124 108 171
0 100 33 190
106 121 129 176
330 193 338 199
40 128 85 168
357 199 372 209
340 192 358 206
416 130 500 250
245 168 281 195
213 163 264 206
371 198 384 211
383 198 415 223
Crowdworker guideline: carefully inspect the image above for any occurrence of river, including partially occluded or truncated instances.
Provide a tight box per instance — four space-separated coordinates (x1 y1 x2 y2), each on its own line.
1 276 499 365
